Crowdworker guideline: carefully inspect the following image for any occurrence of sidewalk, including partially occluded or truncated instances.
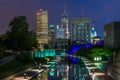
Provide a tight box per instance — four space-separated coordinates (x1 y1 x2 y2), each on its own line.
82 58 114 80
2 65 50 80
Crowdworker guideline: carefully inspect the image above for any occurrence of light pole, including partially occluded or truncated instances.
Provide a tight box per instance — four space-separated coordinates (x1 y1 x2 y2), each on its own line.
24 72 27 79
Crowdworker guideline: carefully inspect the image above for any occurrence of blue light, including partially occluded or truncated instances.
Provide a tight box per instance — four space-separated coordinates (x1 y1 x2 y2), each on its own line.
84 44 93 48
71 58 78 64
67 44 93 55
97 41 103 45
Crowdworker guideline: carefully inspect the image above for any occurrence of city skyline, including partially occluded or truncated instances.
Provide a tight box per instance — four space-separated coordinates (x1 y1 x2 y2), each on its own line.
0 0 120 38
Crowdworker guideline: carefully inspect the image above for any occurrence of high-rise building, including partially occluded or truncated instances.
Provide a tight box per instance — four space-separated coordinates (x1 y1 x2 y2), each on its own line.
56 25 64 39
36 9 48 45
104 22 120 48
104 22 120 80
49 25 56 41
61 7 69 39
55 25 68 49
71 18 91 43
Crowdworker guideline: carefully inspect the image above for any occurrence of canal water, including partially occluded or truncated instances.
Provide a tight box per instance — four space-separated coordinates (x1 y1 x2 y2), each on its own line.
32 63 91 80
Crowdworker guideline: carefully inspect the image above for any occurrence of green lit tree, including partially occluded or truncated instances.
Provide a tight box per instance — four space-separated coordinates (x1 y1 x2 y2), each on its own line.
89 48 112 60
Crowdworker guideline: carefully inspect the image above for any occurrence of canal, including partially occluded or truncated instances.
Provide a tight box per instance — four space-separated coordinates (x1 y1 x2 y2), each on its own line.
31 61 91 80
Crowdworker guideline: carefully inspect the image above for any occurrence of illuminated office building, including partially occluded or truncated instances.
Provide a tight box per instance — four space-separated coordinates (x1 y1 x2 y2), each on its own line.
71 18 91 43
56 25 64 39
36 9 48 45
61 7 69 39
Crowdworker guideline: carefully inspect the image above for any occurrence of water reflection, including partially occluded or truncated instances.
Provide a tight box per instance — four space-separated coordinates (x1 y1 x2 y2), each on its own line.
34 63 91 80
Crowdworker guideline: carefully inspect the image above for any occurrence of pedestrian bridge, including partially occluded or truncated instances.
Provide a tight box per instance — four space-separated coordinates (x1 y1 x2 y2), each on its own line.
32 49 65 58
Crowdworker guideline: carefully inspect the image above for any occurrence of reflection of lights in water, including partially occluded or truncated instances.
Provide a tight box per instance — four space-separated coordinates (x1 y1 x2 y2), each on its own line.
57 71 59 77
51 69 55 71
50 71 54 76
71 58 78 64
66 65 69 72
66 65 69 76
49 64 55 77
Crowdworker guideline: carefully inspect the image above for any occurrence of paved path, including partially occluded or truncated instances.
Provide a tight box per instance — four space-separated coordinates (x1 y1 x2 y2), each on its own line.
2 65 50 80
82 58 114 80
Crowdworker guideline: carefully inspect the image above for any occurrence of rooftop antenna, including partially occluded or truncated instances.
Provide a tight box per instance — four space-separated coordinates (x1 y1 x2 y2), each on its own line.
62 4 68 17
80 9 85 18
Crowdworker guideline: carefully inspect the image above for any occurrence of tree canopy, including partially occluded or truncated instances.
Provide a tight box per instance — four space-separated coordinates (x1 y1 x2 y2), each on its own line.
88 48 112 58
5 16 38 51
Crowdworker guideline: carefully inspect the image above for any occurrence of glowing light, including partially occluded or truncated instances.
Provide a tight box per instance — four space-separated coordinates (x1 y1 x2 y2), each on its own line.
50 71 54 76
57 25 59 29
97 41 103 45
34 49 55 58
94 57 97 61
37 10 41 15
71 57 78 64
97 58 99 61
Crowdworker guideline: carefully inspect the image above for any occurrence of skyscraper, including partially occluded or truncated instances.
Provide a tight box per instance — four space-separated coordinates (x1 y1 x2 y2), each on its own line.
61 7 69 39
104 22 120 80
56 25 64 39
104 22 120 48
36 9 48 45
71 18 91 43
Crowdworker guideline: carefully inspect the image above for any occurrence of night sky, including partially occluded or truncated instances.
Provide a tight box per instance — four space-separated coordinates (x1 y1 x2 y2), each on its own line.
0 0 120 38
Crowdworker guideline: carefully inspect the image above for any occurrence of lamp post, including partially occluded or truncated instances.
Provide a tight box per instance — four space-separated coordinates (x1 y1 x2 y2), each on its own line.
24 72 27 79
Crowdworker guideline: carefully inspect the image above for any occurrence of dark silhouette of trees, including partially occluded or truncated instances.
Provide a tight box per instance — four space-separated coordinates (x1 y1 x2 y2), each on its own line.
5 16 38 51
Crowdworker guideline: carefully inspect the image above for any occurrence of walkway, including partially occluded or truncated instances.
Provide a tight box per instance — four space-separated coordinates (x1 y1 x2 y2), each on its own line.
2 65 50 80
82 58 114 80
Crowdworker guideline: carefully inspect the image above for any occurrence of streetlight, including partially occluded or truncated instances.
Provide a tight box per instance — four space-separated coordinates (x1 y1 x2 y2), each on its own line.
92 69 95 74
23 72 27 79
38 64 41 70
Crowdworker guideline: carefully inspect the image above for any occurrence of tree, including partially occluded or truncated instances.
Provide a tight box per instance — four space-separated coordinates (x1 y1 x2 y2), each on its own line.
6 16 38 51
88 47 112 60
76 47 91 57
0 33 8 51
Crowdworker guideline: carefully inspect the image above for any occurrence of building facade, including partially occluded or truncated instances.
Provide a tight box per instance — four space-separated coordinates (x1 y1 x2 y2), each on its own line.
104 22 120 48
36 9 48 45
56 25 64 39
61 8 69 39
71 18 91 43
104 22 120 80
